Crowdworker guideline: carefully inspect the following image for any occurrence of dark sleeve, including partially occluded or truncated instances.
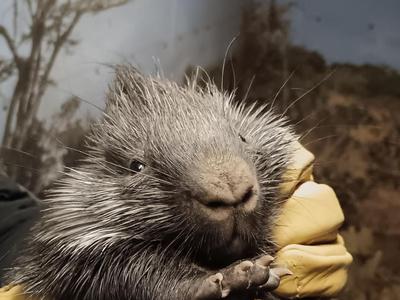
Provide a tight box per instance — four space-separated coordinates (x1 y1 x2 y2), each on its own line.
0 175 40 285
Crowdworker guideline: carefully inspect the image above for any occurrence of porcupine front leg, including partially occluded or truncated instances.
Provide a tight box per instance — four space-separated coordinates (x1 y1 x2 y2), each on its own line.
189 255 290 300
13 242 287 300
130 250 289 300
98 246 289 300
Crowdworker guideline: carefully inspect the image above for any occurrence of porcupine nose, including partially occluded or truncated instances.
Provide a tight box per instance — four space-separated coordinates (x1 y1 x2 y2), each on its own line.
197 157 259 213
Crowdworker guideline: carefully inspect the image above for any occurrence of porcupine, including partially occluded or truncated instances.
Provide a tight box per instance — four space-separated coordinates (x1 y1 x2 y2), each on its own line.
8 65 297 300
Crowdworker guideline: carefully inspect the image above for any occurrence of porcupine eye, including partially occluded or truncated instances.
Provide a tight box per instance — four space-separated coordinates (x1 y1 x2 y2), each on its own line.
239 133 247 143
129 160 146 173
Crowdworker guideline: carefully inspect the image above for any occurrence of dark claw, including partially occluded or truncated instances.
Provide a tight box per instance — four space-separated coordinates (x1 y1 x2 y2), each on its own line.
255 255 274 267
271 267 293 277
260 267 292 291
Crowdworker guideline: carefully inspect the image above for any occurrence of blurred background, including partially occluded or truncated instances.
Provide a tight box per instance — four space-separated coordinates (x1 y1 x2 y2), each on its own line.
0 0 399 299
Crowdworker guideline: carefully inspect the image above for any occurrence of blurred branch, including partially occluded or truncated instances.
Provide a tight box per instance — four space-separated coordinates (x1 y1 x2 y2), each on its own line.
40 11 82 96
0 60 15 82
25 0 34 19
1 0 130 187
70 0 129 13
13 0 18 38
0 25 22 68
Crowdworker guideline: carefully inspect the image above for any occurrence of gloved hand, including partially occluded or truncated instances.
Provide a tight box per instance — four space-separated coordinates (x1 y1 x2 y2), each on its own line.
0 286 25 300
273 142 352 298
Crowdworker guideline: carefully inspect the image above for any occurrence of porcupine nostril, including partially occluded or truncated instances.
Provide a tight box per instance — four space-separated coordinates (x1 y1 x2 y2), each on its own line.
239 187 254 205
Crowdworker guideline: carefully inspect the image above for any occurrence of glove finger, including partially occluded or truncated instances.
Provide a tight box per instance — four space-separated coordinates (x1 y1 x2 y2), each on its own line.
274 240 353 298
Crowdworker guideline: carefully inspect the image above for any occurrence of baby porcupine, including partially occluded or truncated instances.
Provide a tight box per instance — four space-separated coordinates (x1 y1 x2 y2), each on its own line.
9 66 297 300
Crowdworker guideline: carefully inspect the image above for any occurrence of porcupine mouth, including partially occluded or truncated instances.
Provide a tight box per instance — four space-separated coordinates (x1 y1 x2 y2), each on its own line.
205 231 253 267
221 218 251 259
191 213 258 268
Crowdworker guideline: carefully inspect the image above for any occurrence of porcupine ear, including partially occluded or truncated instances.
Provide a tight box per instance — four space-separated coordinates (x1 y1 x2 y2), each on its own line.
106 64 152 111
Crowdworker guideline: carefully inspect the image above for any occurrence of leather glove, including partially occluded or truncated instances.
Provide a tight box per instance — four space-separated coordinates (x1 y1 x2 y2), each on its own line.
273 142 353 298
0 286 25 300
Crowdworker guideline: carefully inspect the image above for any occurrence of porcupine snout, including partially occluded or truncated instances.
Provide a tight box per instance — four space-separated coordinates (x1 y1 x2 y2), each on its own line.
194 156 259 220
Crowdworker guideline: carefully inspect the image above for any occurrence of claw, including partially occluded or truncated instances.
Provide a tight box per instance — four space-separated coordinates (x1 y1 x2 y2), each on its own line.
221 288 230 298
238 260 253 272
270 267 293 277
249 262 270 286
255 255 274 267
259 266 292 291
210 273 223 285
194 273 225 299
262 271 281 290
196 255 282 298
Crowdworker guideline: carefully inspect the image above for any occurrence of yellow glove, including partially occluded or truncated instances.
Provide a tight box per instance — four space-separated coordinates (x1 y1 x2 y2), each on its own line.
0 286 26 300
273 142 352 298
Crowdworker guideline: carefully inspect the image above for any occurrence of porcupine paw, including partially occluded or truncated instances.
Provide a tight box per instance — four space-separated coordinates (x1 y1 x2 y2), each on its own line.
194 255 292 299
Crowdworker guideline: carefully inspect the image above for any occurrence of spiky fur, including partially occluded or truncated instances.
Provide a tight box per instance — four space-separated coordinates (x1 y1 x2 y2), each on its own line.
9 66 297 300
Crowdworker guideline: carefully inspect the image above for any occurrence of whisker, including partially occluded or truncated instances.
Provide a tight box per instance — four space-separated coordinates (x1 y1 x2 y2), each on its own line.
221 35 238 92
240 74 255 104
53 86 106 114
0 146 37 159
2 162 43 175
271 70 295 109
292 109 317 127
299 118 328 141
302 134 338 147
281 70 335 117
229 49 237 91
